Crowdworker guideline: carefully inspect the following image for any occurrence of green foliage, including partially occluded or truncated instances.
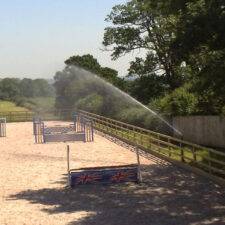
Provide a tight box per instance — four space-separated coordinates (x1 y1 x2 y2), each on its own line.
128 74 166 104
0 78 55 111
25 97 56 111
54 64 132 117
20 78 35 97
46 0 225 131
190 50 225 115
116 107 171 134
0 101 29 112
76 94 104 113
0 78 21 100
103 0 225 116
32 79 55 97
55 54 131 116
65 54 101 74
64 54 126 89
169 0 225 114
0 78 54 100
103 0 186 90
150 86 198 116
117 107 148 127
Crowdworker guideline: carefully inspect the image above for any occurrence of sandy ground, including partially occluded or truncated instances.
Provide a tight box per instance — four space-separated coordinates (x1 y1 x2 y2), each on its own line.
0 122 225 225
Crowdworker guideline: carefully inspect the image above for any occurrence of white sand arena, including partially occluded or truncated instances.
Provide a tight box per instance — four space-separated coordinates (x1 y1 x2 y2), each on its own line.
0 122 224 225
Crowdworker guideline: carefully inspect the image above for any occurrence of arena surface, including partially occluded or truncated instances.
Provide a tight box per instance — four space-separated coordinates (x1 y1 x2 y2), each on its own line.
0 122 224 225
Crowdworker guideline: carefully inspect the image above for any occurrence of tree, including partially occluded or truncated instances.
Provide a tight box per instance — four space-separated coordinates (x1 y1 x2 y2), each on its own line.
170 0 225 114
20 78 34 97
129 74 166 105
150 85 198 116
104 0 225 115
0 78 54 110
0 78 21 100
32 79 54 97
65 54 101 74
103 0 186 90
64 54 126 89
54 65 131 116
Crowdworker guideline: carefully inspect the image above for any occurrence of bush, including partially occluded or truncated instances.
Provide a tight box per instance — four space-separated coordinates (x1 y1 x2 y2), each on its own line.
76 94 104 114
117 107 148 127
149 86 198 116
116 107 172 134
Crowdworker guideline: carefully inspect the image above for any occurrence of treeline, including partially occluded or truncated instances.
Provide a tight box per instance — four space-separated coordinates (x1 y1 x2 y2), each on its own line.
102 0 225 116
0 78 54 109
54 55 127 111
54 54 172 133
54 0 225 133
55 0 225 117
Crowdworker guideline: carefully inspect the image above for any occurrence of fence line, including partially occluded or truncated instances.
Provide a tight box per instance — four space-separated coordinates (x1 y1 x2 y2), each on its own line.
0 110 73 122
78 110 225 185
1 109 225 185
0 111 34 122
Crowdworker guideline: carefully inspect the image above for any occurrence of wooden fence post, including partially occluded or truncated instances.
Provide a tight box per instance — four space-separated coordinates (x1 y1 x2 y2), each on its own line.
67 145 70 186
136 147 142 183
180 142 184 162
192 146 196 161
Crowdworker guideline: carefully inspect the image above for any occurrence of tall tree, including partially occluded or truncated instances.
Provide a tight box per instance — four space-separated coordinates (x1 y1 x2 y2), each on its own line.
104 0 225 115
103 0 186 90
0 78 21 100
54 54 128 113
64 54 126 89
65 54 101 74
20 78 34 97
171 0 225 114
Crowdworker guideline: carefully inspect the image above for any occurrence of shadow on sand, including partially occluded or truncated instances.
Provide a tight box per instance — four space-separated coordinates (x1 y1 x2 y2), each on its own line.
8 164 225 225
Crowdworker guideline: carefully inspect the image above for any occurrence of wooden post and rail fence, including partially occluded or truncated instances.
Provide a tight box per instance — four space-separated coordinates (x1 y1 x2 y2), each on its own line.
78 110 225 186
1 109 225 186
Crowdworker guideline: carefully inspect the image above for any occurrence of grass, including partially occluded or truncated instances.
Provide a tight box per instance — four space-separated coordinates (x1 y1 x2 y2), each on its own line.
28 97 55 111
0 98 56 121
0 101 29 112
94 121 225 179
18 97 56 111
0 97 55 112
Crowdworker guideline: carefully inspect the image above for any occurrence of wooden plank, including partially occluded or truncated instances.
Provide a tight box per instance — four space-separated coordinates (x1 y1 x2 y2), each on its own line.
202 156 225 166
196 162 225 175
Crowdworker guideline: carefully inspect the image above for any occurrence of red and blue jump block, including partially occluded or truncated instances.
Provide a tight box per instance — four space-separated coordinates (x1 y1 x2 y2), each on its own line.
69 164 139 187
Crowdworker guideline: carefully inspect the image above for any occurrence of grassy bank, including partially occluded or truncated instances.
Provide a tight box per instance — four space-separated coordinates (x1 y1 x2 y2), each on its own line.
0 101 29 112
25 97 55 111
0 97 55 112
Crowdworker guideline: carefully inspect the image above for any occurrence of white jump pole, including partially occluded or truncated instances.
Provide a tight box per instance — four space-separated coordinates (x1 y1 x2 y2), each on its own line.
67 145 70 186
136 147 142 183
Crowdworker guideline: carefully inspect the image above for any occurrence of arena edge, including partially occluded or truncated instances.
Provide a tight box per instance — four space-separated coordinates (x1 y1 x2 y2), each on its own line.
79 110 225 187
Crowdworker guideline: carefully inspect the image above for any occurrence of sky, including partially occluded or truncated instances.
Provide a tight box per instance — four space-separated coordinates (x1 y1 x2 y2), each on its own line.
0 0 143 79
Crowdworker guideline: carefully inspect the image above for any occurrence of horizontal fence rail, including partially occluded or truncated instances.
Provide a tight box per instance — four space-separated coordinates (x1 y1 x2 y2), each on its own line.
0 111 35 122
0 110 73 122
78 110 225 184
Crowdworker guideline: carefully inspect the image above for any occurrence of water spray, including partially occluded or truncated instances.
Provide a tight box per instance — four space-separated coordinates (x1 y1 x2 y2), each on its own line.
67 65 183 137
